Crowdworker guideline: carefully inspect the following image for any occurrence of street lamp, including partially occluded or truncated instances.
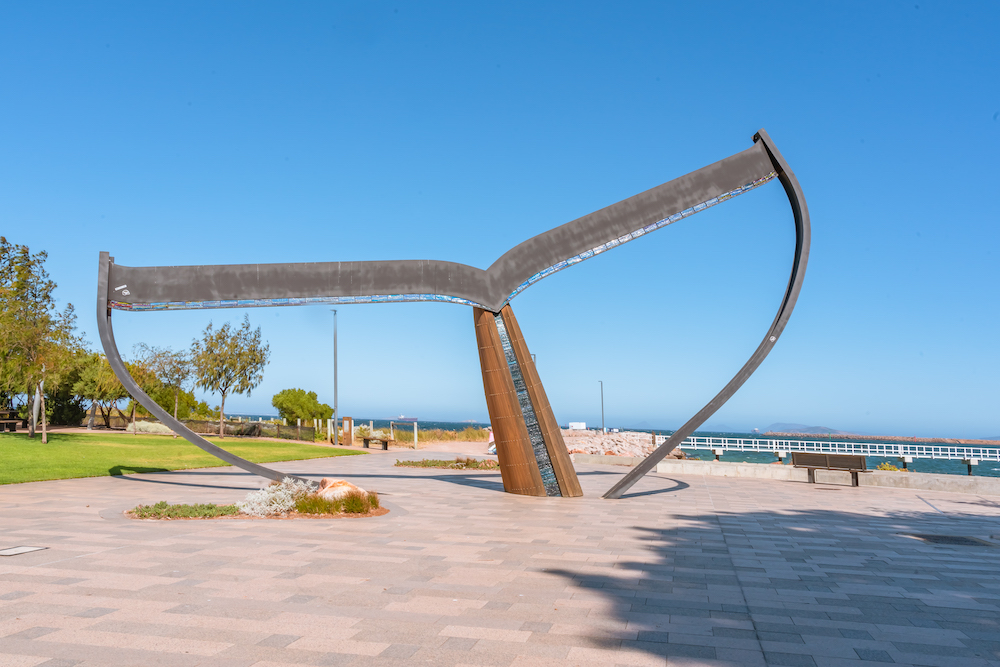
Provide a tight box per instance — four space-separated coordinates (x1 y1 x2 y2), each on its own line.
331 309 338 445
599 380 605 434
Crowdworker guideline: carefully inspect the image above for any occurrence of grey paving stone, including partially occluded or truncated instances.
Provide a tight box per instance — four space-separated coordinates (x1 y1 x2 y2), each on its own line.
73 607 116 618
624 639 716 659
482 600 511 611
379 644 420 658
256 633 300 647
765 651 818 666
0 590 32 600
519 621 552 633
759 632 806 644
440 637 479 651
854 647 895 662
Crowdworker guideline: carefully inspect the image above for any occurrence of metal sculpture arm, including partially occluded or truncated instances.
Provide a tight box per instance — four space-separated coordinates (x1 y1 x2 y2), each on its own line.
602 129 810 498
96 254 312 485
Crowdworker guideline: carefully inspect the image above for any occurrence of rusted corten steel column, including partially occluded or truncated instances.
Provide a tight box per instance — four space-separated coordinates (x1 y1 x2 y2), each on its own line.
474 306 583 497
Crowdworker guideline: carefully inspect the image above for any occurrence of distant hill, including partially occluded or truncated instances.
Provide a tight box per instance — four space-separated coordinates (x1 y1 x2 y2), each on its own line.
764 422 854 435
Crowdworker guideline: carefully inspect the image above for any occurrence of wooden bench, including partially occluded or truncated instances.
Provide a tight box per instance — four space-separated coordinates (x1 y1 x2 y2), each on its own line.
0 419 20 433
791 452 867 486
362 437 395 451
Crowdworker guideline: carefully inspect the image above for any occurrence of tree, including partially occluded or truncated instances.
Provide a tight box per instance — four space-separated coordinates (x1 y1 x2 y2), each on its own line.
191 315 270 437
73 352 158 430
73 353 127 429
134 344 192 436
271 388 333 422
0 237 83 441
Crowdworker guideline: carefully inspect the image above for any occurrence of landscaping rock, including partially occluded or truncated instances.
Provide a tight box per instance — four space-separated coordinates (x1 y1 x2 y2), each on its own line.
561 429 686 459
316 478 365 500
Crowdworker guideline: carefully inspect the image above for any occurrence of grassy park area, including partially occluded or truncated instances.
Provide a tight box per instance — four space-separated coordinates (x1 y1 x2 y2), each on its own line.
0 432 362 485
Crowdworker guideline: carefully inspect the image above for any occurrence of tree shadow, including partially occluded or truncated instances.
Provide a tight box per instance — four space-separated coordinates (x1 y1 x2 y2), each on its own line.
541 501 1000 663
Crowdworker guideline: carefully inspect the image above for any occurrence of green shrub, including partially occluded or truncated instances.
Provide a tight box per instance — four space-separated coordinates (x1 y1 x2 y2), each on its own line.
367 490 380 509
295 493 343 514
131 501 239 519
342 488 371 513
876 462 901 471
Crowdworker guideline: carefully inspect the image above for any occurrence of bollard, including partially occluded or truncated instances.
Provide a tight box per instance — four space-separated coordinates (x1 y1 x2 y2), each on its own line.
413 422 418 450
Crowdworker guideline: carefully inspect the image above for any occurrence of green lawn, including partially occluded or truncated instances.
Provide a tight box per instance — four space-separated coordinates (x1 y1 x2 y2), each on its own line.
0 432 363 485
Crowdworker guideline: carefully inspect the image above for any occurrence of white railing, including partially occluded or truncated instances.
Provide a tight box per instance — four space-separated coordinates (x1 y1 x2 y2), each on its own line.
652 435 1000 461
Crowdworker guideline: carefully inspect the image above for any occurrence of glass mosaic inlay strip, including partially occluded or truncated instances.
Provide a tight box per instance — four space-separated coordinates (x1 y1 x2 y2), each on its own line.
493 313 560 497
111 293 488 312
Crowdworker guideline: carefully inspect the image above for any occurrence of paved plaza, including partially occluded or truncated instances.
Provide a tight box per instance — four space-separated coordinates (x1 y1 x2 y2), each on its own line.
4 449 1000 667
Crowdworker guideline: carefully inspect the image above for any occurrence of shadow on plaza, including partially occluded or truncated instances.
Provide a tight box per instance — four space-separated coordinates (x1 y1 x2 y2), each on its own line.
539 504 1000 662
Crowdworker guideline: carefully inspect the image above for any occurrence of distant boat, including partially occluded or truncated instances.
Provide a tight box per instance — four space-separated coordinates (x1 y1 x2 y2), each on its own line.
394 415 418 422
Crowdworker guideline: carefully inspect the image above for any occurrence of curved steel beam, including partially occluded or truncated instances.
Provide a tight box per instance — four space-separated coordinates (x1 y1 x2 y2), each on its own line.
96 253 313 486
602 129 810 499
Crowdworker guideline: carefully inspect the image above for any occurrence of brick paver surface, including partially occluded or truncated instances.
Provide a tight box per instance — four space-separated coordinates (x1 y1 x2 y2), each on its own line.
3 448 1000 666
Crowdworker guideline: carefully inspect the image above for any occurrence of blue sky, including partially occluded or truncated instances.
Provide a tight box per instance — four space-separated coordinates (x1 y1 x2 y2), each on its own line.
2 2 997 437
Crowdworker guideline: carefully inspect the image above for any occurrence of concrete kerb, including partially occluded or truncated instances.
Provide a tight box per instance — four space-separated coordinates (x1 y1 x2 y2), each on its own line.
572 453 1000 496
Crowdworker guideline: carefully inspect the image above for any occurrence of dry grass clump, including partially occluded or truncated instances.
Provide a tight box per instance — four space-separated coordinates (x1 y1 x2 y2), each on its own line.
295 489 380 515
392 427 488 443
342 488 380 513
131 501 238 519
395 457 499 470
294 493 341 514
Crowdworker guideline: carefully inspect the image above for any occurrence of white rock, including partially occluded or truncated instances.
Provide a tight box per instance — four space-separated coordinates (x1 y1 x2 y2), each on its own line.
316 478 365 500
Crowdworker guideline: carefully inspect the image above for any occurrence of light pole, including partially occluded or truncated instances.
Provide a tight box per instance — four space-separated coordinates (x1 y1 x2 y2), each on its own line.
599 380 605 434
331 309 338 445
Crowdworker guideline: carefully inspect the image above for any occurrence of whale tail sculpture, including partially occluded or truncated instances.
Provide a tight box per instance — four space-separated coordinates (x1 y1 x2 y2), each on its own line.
97 128 808 499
